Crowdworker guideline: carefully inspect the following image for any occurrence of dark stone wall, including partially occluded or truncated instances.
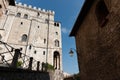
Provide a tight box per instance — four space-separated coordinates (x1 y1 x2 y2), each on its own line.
0 67 50 80
75 0 120 80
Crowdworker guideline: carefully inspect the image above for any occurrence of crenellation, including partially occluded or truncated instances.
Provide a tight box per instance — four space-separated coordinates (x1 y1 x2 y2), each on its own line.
28 5 32 8
15 1 17 4
23 4 27 7
42 9 46 12
52 11 55 14
18 2 22 6
33 6 37 10
16 2 55 15
38 8 41 11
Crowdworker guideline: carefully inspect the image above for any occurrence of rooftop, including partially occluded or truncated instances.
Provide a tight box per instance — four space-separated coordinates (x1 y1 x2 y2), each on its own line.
69 0 95 36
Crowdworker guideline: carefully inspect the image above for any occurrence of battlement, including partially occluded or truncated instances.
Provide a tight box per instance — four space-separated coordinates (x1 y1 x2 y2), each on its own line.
15 2 55 15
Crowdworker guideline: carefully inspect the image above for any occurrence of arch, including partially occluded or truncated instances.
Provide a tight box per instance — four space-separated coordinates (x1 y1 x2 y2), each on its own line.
55 40 59 47
53 51 60 70
21 34 27 42
54 22 57 26
37 12 40 16
0 4 2 8
24 14 28 19
16 12 21 17
57 23 59 26
44 39 46 44
95 0 109 27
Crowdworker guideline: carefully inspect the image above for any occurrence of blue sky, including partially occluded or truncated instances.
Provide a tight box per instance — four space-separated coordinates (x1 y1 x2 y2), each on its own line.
15 0 85 74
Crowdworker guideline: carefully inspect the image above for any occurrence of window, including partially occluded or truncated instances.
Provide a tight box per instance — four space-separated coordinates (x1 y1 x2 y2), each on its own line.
45 19 49 23
54 22 59 27
29 45 32 50
16 13 21 17
56 32 58 35
20 48 23 51
21 22 23 25
21 34 27 42
1 55 5 61
57 23 59 26
44 39 46 44
34 50 37 54
37 12 40 16
24 14 28 19
38 26 39 28
54 23 56 26
43 51 45 55
55 40 59 47
95 0 109 27
0 4 2 8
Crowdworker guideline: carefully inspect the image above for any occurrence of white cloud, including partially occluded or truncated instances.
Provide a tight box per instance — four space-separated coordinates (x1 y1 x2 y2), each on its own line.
61 27 70 34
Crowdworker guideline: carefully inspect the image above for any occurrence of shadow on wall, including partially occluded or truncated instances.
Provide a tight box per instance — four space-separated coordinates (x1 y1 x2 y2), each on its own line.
0 66 50 80
64 73 80 80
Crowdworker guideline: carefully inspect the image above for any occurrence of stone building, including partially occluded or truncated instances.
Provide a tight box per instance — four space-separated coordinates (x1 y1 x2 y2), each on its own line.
70 0 120 80
0 0 15 17
0 3 62 71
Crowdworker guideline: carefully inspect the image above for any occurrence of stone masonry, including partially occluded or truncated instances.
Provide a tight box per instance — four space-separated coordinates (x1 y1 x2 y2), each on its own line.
0 0 15 17
70 0 120 80
0 2 62 71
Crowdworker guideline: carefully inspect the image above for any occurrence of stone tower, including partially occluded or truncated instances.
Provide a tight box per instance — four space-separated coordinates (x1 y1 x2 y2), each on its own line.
0 3 62 70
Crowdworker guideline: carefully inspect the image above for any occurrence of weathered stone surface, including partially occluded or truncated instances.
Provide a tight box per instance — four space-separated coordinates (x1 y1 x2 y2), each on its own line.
0 66 50 80
0 4 62 71
70 0 120 80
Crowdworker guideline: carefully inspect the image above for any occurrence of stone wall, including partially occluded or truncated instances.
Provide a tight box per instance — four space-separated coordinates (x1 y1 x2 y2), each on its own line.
74 0 120 80
0 66 50 80
0 3 62 70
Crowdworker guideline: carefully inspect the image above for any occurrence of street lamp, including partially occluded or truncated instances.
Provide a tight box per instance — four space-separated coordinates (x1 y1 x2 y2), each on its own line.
69 49 74 57
69 48 78 57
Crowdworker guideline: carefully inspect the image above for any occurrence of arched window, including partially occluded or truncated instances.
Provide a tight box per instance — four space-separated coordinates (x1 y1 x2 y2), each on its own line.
21 34 27 42
34 50 37 54
55 40 59 47
53 51 60 69
44 39 46 44
54 23 57 26
24 14 28 19
43 51 45 55
57 23 59 27
16 13 21 17
95 0 109 27
0 4 2 8
37 12 40 16
29 45 32 50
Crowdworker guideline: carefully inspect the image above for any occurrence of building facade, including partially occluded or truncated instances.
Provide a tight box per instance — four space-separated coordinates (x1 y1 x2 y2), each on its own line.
70 0 120 80
0 3 62 70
